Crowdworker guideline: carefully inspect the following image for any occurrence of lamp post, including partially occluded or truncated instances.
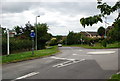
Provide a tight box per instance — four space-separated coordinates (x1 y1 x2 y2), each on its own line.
35 15 40 50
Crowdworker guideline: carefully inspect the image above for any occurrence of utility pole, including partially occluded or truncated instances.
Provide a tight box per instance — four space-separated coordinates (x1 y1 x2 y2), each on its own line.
35 15 40 50
7 29 9 55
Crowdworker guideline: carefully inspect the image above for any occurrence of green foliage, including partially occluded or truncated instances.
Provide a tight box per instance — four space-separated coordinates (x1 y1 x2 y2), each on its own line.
54 35 63 44
97 1 120 15
36 23 52 49
80 1 120 27
107 19 120 42
66 31 100 45
49 38 57 46
67 31 82 45
14 26 22 35
2 38 32 55
97 26 105 36
67 31 77 45
101 39 107 47
80 15 102 27
107 74 120 81
21 22 34 39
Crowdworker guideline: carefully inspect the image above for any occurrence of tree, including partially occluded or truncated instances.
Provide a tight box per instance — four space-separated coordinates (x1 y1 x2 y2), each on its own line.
21 21 34 39
67 31 82 45
107 19 120 42
67 31 76 45
97 26 105 36
14 26 22 35
36 23 52 49
80 1 120 27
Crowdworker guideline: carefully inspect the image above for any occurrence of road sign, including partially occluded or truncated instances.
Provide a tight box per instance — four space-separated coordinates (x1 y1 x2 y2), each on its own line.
30 32 35 38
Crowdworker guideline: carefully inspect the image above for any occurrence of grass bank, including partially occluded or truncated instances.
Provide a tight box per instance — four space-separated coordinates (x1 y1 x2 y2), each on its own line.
64 42 120 49
108 74 120 81
1 46 59 64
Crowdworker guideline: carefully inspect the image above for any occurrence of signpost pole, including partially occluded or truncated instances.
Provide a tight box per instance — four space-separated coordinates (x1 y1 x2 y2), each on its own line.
32 37 34 55
30 30 35 55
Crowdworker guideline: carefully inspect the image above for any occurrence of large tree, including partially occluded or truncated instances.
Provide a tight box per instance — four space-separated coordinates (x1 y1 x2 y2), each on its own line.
36 23 52 49
14 26 22 35
97 26 105 36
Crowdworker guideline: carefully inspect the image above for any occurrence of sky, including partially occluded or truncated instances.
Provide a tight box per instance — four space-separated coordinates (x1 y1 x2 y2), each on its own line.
0 0 119 36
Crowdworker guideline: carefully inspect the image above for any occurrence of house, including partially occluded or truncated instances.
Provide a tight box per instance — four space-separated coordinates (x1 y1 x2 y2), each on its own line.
106 26 114 33
9 30 16 37
80 31 101 38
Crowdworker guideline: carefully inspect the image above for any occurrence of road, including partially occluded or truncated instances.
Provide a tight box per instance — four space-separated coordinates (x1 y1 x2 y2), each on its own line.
2 47 119 81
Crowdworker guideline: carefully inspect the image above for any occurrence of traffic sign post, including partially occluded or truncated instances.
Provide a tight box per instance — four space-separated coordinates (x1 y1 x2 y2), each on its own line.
30 30 35 55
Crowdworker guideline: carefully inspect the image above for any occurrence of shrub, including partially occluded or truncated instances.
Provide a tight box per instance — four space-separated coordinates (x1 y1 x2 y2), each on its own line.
2 38 32 55
49 38 57 46
101 39 107 47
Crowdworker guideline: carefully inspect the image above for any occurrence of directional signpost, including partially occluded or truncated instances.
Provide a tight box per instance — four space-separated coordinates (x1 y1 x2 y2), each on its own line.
30 30 35 55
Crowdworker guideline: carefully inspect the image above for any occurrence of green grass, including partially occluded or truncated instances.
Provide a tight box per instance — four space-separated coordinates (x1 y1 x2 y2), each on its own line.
63 42 120 49
1 46 59 64
108 74 120 81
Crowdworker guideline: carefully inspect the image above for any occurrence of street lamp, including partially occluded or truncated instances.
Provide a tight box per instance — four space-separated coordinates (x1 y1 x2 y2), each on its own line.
35 15 40 50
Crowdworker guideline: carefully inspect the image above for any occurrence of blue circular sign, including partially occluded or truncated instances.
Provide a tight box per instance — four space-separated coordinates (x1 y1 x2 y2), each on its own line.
30 32 35 38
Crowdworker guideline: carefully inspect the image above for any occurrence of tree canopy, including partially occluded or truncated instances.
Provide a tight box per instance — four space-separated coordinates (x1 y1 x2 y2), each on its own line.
80 1 120 27
97 26 105 36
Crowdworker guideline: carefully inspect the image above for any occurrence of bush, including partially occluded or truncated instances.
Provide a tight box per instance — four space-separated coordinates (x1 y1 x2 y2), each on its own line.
49 38 57 46
101 39 107 47
2 38 32 55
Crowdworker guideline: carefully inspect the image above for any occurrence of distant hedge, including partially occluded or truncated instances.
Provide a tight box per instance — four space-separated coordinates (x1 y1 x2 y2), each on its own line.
2 38 32 55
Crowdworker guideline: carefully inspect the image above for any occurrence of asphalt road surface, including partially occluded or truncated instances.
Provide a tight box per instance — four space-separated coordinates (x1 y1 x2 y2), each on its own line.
2 47 119 81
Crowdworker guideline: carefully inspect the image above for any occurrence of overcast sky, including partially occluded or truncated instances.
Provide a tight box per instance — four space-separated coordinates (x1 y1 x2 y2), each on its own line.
1 0 118 36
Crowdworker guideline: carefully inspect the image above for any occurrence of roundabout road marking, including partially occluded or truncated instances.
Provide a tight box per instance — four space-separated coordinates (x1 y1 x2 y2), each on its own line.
50 56 75 61
87 51 116 54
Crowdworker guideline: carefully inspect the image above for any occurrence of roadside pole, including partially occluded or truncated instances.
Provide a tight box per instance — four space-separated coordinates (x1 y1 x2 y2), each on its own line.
32 37 34 55
30 30 35 55
7 29 9 55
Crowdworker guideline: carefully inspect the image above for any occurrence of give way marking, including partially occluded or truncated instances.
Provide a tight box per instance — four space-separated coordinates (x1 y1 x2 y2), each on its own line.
11 72 39 81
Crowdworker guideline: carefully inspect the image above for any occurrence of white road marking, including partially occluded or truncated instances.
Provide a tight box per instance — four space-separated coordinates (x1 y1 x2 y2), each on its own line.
12 72 39 81
78 50 83 51
117 71 120 74
87 51 116 54
50 56 75 61
72 54 78 55
79 55 92 56
72 54 91 56
53 59 85 68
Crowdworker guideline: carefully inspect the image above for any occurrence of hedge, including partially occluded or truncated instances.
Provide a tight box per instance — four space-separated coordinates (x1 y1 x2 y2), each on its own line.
2 38 32 55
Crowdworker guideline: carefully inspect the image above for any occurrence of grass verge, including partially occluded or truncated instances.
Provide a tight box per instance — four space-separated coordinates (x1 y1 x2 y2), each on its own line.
1 46 59 64
63 42 120 49
108 74 120 81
